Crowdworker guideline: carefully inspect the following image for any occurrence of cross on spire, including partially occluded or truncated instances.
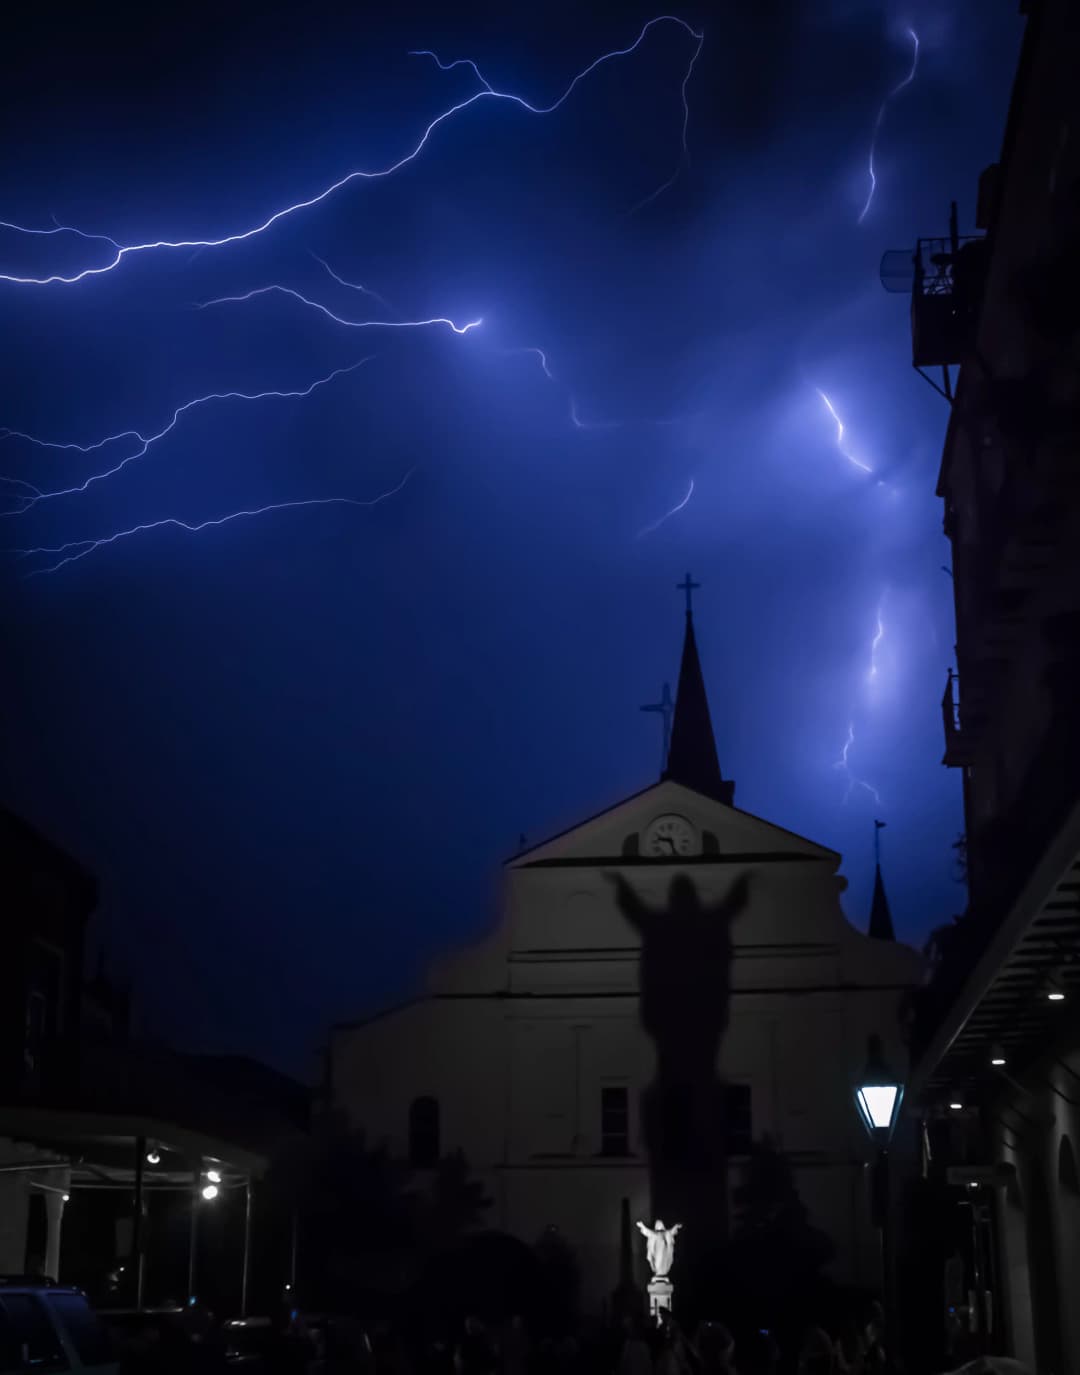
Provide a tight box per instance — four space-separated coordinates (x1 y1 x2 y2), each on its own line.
640 682 675 776
677 573 700 615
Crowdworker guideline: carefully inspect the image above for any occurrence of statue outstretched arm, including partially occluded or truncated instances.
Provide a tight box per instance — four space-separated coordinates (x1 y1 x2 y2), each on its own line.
635 1220 653 1238
605 872 649 932
669 1223 682 1238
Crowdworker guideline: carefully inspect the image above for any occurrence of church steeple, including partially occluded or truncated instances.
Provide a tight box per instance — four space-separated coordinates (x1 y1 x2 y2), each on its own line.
868 820 896 940
662 574 735 805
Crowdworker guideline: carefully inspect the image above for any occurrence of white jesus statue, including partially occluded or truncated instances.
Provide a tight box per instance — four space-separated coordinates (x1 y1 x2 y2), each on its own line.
636 1218 682 1278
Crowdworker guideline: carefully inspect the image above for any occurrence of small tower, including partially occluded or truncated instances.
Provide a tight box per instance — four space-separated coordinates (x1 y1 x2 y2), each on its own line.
868 820 896 941
662 574 735 805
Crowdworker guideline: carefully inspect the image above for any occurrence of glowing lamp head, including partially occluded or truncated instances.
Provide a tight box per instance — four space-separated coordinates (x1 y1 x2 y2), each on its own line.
201 1183 219 1201
990 1043 1006 1067
949 1102 963 1112
62 1193 70 1202
854 1034 904 1142
146 1148 161 1165
206 1169 222 1184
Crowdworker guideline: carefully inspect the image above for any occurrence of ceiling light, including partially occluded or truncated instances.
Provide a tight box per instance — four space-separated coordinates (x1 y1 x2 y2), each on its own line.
949 1102 963 1111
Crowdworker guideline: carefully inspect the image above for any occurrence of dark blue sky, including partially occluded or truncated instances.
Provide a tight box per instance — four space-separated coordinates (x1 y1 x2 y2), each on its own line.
1 1 1023 1073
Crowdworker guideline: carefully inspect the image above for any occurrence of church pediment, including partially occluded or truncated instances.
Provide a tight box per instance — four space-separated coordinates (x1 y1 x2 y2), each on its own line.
508 779 838 870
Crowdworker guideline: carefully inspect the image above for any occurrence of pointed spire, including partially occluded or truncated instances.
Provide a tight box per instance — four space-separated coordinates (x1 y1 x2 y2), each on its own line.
868 820 895 940
663 575 735 804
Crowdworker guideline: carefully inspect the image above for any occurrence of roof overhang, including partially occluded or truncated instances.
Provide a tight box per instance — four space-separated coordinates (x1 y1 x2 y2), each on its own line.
908 799 1080 1104
0 1105 267 1181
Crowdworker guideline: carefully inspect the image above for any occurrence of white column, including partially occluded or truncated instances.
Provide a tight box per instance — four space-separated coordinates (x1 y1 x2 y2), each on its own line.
0 1171 31 1273
43 1168 71 1281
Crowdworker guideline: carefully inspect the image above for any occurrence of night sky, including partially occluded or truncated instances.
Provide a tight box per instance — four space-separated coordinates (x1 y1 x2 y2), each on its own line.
2 1 1023 1074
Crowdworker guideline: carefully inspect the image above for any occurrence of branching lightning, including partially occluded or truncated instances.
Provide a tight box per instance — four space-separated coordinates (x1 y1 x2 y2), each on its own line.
310 254 396 314
834 722 882 806
0 15 704 287
857 28 920 226
816 388 873 474
13 471 415 576
628 24 704 212
199 285 481 335
1 360 374 509
636 478 695 538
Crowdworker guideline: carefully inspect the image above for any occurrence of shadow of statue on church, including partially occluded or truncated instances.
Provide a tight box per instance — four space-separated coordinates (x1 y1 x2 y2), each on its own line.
606 871 750 1293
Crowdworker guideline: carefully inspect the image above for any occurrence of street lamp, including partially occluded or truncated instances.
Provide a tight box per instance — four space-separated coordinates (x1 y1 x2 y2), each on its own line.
855 1034 904 1370
855 1034 905 1142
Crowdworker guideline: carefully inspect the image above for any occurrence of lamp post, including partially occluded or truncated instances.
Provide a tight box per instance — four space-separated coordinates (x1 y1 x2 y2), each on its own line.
855 1034 904 1370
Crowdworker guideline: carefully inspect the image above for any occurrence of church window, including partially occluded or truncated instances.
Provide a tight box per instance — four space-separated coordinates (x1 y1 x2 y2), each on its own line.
601 1086 630 1156
725 1084 752 1156
408 1095 440 1168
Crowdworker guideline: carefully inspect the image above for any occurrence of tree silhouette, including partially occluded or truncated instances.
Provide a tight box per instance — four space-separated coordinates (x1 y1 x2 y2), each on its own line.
696 1136 835 1335
268 1113 489 1310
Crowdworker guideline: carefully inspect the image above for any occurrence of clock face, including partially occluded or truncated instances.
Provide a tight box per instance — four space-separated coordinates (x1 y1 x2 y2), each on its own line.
643 814 697 858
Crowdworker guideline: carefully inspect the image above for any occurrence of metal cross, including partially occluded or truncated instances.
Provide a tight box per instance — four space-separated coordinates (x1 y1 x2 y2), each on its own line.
677 573 700 615
641 682 675 774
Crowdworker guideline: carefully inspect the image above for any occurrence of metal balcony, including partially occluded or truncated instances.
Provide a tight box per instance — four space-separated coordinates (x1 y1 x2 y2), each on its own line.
942 670 980 767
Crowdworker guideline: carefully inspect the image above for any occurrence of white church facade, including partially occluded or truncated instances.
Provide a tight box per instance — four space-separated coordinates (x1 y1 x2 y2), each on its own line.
329 586 923 1309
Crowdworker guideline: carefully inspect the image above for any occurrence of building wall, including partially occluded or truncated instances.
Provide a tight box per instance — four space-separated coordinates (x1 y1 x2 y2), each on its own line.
936 0 1080 895
332 782 920 1309
918 2 1080 1364
991 1042 1080 1374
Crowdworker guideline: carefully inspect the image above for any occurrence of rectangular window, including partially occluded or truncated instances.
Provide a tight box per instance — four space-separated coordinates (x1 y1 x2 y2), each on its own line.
725 1083 752 1156
601 1085 630 1156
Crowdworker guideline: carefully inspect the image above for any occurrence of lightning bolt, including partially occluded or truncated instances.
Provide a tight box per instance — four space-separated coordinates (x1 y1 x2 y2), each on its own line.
198 285 481 335
628 24 705 212
13 471 415 576
1 360 374 508
816 389 873 475
834 722 882 806
0 15 704 286
509 347 686 432
868 601 885 684
636 478 695 537
310 254 396 314
857 28 920 226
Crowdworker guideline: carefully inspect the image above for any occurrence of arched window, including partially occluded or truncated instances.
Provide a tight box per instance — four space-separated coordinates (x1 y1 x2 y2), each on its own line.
409 1096 440 1168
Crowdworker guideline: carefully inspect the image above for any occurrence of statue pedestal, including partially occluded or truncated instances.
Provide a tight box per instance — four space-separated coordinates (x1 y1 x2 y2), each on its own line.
647 1276 673 1322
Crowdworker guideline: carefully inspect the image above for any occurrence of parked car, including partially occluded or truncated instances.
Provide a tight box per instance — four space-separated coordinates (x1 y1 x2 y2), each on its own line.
0 1279 118 1373
222 1315 277 1369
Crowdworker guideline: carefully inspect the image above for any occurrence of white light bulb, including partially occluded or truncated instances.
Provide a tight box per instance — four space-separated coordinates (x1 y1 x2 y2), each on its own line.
201 1183 219 1201
206 1169 222 1184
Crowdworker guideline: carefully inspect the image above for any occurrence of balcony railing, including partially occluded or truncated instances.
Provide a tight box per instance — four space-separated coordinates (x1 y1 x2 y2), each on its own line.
911 235 989 368
942 669 976 767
